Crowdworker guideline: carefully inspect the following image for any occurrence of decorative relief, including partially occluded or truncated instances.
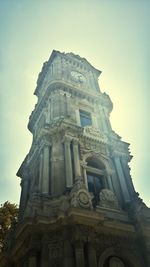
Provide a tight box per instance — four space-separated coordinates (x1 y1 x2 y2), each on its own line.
83 126 108 144
70 179 93 209
80 140 107 160
99 189 120 210
23 194 70 219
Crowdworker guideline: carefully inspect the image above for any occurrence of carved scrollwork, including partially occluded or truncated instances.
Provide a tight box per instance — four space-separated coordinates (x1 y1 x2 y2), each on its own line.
99 189 120 210
83 126 108 144
70 179 93 209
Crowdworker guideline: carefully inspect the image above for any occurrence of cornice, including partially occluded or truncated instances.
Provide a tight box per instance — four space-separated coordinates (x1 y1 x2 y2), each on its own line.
28 81 113 132
34 50 101 96
83 126 108 144
19 121 132 177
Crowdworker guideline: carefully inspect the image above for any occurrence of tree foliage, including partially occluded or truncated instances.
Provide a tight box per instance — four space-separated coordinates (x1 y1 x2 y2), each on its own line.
0 201 18 251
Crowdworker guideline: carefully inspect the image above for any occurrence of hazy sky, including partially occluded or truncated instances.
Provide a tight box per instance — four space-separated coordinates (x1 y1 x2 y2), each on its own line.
0 0 150 206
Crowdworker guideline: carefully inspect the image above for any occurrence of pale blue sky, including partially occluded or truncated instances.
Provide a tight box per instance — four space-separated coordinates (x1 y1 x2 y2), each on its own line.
0 0 150 206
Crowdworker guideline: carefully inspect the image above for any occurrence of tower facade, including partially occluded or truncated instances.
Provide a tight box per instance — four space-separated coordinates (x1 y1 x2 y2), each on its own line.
1 51 150 267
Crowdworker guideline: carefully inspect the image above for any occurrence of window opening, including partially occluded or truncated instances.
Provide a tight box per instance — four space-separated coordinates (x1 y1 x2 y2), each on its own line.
80 110 92 126
87 172 103 207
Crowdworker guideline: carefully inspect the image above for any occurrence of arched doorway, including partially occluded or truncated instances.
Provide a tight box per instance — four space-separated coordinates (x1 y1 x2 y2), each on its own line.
98 247 141 267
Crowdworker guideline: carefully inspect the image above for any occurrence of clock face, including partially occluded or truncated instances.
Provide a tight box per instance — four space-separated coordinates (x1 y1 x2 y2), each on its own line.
71 71 86 83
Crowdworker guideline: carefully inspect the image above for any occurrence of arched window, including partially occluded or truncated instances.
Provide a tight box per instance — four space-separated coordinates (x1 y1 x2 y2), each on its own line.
86 158 106 207
109 257 125 267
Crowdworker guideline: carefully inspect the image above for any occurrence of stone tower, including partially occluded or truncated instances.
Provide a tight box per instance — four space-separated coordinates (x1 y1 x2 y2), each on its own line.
1 50 150 267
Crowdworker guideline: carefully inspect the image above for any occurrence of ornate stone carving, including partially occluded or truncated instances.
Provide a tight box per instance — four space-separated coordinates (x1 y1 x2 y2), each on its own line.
83 126 108 144
70 179 93 209
99 189 120 210
80 138 107 160
3 50 148 267
23 194 70 219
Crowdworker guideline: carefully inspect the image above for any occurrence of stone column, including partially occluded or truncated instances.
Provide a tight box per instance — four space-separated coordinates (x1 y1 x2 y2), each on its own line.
72 139 81 180
114 156 131 203
59 90 65 116
75 241 85 267
81 162 88 189
40 236 49 267
107 175 114 191
41 144 50 194
103 175 109 188
64 136 73 188
110 170 123 205
51 139 65 195
87 243 97 267
38 153 43 193
64 241 74 267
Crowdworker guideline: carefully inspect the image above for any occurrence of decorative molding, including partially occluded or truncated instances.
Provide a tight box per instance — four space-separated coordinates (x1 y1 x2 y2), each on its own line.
70 179 93 209
99 189 121 210
83 126 108 144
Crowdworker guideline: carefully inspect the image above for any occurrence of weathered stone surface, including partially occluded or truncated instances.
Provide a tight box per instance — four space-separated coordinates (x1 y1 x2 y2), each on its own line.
1 50 149 267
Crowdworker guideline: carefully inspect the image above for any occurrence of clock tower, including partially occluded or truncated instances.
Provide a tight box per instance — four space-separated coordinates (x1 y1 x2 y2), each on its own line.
1 50 150 267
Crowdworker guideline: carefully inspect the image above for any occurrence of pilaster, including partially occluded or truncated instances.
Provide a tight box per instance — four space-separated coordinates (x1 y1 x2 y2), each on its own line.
75 241 85 267
45 99 51 124
107 175 114 192
41 144 50 194
87 243 97 267
72 138 81 181
63 241 74 267
51 138 65 195
38 153 43 193
40 236 49 267
120 157 135 198
64 136 73 188
114 156 131 203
